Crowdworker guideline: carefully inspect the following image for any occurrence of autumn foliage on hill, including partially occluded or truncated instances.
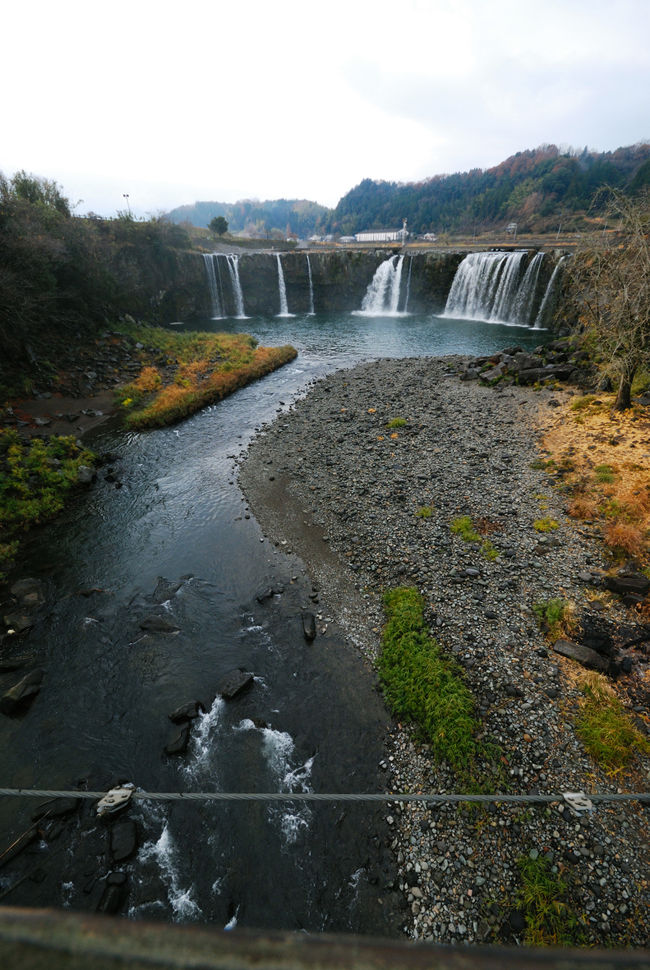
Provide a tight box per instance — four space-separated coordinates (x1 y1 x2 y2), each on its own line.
327 143 650 236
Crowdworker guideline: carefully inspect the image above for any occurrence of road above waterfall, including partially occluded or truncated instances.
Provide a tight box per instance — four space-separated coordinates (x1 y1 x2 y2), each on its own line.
239 356 650 948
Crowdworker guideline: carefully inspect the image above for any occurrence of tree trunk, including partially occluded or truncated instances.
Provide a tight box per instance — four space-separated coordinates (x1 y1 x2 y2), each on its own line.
614 370 635 410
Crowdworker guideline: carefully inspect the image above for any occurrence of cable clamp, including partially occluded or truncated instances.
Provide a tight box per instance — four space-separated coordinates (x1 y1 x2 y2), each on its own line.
562 792 594 816
96 783 135 816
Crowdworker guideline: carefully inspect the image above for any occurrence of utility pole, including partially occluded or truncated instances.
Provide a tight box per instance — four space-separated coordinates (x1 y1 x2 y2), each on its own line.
122 193 131 216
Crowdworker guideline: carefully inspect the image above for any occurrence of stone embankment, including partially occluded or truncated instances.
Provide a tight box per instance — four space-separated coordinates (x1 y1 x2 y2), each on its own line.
239 356 650 947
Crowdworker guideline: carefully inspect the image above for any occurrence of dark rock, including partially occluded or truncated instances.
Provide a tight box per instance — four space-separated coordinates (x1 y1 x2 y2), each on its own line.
96 882 126 914
256 584 285 603
1 668 44 715
604 573 650 597
107 870 127 886
218 669 254 699
152 577 184 603
10 578 44 603
552 639 609 672
3 613 34 634
32 797 80 821
0 655 34 672
139 614 180 633
302 611 317 642
77 465 96 485
110 819 138 862
169 700 205 723
165 722 191 755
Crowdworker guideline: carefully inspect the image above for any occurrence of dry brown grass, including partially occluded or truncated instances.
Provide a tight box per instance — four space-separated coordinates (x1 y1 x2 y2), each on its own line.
541 393 650 567
604 521 646 558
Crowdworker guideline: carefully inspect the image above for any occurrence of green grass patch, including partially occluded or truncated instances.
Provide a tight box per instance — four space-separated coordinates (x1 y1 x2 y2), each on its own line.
451 515 480 542
594 463 616 484
0 430 96 579
570 393 599 411
533 517 559 532
532 598 575 642
379 588 480 771
451 516 500 561
516 855 586 946
415 505 433 519
575 674 650 773
386 417 407 429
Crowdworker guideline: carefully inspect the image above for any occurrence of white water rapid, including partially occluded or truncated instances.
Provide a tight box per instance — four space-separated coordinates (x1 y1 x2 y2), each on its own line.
306 254 315 315
444 250 560 327
357 255 406 316
276 254 293 317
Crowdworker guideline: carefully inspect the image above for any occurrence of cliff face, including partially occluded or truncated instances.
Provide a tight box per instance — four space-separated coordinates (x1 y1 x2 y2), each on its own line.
200 250 465 318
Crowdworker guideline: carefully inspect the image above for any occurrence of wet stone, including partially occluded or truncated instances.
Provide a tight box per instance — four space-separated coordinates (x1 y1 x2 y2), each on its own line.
218 669 254 700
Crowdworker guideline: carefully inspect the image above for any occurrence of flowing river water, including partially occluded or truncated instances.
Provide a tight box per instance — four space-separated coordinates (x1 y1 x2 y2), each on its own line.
0 310 548 932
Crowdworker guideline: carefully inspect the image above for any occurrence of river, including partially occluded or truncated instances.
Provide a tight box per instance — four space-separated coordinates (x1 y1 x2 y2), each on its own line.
0 309 548 932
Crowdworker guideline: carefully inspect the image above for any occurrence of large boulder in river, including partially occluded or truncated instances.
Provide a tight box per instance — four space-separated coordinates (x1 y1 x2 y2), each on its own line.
218 669 254 699
0 668 44 716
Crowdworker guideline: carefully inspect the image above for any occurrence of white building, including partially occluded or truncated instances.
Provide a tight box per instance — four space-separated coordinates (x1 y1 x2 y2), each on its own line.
355 219 409 244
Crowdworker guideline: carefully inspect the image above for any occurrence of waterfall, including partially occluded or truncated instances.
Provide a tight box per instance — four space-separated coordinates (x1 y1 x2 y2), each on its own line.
403 255 413 313
512 252 545 326
358 255 405 315
444 251 546 326
225 254 247 318
276 254 293 317
203 254 224 319
534 256 568 329
306 254 315 315
203 253 246 318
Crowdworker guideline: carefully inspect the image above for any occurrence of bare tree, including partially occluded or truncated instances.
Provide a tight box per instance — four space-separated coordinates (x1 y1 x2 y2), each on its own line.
565 188 649 409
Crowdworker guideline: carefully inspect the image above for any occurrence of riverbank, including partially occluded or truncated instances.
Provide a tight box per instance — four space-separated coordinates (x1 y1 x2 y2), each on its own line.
238 356 650 948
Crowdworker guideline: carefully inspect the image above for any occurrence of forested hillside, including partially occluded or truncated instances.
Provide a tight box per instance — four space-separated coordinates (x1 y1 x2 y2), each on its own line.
165 198 330 238
327 144 650 236
0 172 197 390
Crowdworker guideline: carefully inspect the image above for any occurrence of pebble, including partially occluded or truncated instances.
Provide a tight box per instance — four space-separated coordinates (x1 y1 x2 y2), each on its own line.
239 356 650 948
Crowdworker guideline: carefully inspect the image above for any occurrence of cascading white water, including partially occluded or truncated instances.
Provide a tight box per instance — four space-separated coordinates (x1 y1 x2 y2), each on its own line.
203 254 224 319
512 252 545 326
305 254 315 315
403 255 413 313
275 254 293 317
358 255 405 315
533 255 567 329
444 250 551 326
203 253 246 318
225 254 247 318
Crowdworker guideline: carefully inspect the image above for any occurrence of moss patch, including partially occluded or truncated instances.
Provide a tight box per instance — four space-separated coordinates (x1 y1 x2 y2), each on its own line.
379 587 480 772
0 430 96 579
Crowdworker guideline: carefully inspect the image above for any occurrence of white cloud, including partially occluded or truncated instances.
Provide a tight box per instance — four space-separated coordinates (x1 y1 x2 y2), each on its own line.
2 0 648 215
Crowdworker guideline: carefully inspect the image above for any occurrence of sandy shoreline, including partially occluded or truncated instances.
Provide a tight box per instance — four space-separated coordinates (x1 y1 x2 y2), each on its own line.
238 356 650 946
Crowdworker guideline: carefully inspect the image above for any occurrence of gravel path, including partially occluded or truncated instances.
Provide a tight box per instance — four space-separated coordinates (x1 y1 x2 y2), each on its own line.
238 356 650 948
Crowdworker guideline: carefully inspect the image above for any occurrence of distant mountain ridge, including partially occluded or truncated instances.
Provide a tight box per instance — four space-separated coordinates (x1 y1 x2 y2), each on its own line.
327 143 650 236
165 143 650 237
165 198 330 238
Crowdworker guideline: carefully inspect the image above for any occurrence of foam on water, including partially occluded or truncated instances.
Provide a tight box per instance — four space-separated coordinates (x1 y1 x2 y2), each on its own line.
183 695 226 780
137 821 202 921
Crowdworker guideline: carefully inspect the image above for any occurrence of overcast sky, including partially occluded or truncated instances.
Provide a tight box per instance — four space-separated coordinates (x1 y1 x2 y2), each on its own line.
3 0 648 217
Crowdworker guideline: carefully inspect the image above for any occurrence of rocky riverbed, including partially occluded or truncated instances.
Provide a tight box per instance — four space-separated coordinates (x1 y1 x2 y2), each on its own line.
238 356 650 948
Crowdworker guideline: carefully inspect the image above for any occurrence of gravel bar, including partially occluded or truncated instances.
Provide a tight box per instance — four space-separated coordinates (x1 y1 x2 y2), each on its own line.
238 356 650 947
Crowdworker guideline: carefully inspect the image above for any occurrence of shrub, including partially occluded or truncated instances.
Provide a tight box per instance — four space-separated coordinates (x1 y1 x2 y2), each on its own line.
533 517 559 532
386 417 407 429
